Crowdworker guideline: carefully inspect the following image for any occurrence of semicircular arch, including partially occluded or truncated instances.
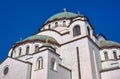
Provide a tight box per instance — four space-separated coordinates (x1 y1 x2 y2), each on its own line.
36 30 62 44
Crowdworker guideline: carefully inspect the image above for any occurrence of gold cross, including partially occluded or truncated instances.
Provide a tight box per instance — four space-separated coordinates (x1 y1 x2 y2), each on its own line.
46 38 48 44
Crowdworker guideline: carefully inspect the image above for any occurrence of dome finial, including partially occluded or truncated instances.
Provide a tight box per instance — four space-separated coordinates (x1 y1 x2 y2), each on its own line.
20 37 22 42
78 11 80 15
63 8 67 12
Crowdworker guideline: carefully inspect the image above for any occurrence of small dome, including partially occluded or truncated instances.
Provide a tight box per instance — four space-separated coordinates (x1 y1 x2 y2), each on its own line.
24 35 59 45
46 12 78 22
99 40 120 48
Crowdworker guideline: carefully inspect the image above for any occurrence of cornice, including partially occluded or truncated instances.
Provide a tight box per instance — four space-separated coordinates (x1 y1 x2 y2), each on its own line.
36 29 69 36
39 15 87 31
100 46 120 50
100 67 120 72
12 39 60 50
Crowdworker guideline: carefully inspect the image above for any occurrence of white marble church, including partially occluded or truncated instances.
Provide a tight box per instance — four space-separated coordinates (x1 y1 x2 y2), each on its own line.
0 9 120 79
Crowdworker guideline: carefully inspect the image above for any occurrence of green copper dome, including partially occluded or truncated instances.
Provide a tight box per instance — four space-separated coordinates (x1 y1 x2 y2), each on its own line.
99 40 120 47
46 12 78 22
24 35 58 44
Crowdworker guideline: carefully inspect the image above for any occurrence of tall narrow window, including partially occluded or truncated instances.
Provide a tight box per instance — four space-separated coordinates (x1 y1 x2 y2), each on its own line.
13 50 16 58
63 21 66 27
104 52 108 60
55 22 58 27
113 51 117 60
35 45 39 52
11 53 13 58
26 46 29 55
51 58 57 71
87 27 90 36
48 24 51 29
19 48 22 56
73 25 81 37
37 57 43 69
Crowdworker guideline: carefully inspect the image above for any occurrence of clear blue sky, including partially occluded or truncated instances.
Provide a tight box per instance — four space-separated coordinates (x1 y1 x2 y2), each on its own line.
0 0 120 62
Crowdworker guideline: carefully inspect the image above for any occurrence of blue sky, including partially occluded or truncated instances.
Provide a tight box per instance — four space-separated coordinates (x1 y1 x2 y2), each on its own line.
0 0 120 62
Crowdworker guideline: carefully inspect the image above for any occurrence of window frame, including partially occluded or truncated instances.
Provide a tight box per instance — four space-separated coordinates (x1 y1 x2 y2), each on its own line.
35 45 39 53
104 51 109 60
26 46 29 55
113 51 117 60
73 25 81 37
51 58 57 71
37 57 43 70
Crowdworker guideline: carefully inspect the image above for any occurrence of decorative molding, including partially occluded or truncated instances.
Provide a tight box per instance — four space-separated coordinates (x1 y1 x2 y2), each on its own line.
12 39 60 50
100 46 120 50
61 36 88 46
100 67 120 72
36 47 60 56
0 56 32 65
61 35 100 50
36 29 69 36
59 64 71 71
39 16 86 30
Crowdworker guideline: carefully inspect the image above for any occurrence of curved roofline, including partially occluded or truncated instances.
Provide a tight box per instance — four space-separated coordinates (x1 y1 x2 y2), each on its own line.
46 12 78 22
39 15 85 30
99 40 120 49
100 46 120 49
12 39 60 50
96 33 107 40
40 45 56 51
36 29 69 36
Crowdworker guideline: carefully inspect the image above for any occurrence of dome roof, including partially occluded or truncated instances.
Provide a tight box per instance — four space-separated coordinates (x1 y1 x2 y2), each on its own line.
46 12 78 22
99 40 120 48
24 35 59 45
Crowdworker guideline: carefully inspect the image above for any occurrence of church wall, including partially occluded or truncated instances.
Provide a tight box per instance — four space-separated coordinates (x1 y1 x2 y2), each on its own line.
100 48 120 70
47 50 71 79
69 20 87 40
37 20 88 45
101 69 120 79
100 48 120 61
30 50 49 79
60 37 100 79
87 38 101 79
0 58 31 79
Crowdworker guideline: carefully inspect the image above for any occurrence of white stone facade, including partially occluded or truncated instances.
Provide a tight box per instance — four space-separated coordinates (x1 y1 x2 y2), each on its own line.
0 11 120 79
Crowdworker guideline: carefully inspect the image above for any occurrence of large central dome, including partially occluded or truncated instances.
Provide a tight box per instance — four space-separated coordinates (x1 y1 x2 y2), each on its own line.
46 12 78 22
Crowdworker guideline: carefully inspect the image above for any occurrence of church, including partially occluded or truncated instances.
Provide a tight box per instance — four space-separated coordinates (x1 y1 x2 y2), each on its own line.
0 9 120 79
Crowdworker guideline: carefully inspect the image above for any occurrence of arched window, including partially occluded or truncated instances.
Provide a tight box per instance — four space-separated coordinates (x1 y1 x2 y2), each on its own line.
48 24 51 29
26 46 29 55
104 52 108 60
37 57 43 69
63 21 66 27
35 45 39 53
51 58 57 71
19 48 22 56
11 52 13 58
55 22 58 27
119 55 120 58
13 50 16 58
87 27 91 36
113 51 117 60
73 25 81 37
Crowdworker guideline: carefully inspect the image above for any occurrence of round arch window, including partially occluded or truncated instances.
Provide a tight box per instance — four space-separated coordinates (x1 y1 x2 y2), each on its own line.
3 66 9 75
